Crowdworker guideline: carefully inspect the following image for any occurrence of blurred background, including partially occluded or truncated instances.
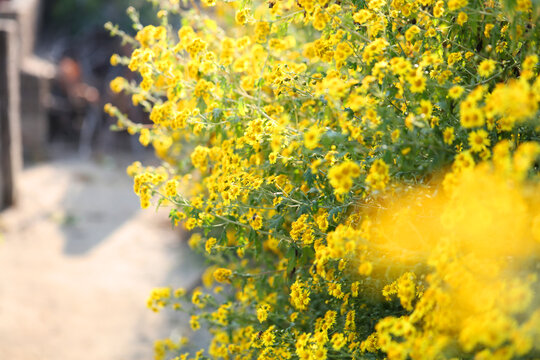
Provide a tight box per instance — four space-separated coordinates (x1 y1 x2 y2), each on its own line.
0 1 203 359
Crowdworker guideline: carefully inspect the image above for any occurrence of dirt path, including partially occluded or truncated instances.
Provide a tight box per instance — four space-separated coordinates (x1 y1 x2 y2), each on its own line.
0 156 203 360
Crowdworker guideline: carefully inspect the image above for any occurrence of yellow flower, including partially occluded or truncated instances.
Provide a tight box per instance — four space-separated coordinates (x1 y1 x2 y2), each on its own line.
443 127 455 145
165 179 178 197
147 287 171 312
468 129 490 153
478 59 496 77
448 0 468 11
315 210 329 232
254 21 271 43
353 9 372 24
359 262 373 275
257 304 271 323
405 26 420 42
433 1 445 17
235 9 250 25
110 54 120 66
110 76 125 93
213 268 233 283
418 99 433 118
522 54 538 70
484 23 495 38
460 107 485 128
391 129 400 142
365 159 390 191
261 327 275 346
396 272 416 311
269 152 278 164
174 288 185 298
290 280 311 311
331 333 347 350
532 214 540 243
304 126 322 150
408 74 426 93
188 233 202 249
328 161 361 195
190 315 201 330
448 52 463 67
249 214 263 230
457 12 468 25
205 237 217 253
191 289 205 308
448 85 465 99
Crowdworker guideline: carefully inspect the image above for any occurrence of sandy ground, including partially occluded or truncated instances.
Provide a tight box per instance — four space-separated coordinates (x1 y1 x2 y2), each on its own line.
0 155 204 360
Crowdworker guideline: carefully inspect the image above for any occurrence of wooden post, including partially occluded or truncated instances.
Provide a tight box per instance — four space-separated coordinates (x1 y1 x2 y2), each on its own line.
21 56 55 161
0 20 21 210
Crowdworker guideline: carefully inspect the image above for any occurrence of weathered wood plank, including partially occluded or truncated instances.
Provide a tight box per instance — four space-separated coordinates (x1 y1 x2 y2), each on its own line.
21 56 55 161
0 20 22 210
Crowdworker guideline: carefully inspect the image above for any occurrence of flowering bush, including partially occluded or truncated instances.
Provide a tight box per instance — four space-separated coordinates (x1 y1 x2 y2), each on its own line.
105 0 540 359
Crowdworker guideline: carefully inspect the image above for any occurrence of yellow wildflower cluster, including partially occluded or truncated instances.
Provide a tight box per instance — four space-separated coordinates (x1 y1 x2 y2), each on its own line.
106 0 540 358
365 159 389 191
256 304 271 323
290 279 311 311
365 163 540 360
213 268 233 283
146 287 171 312
328 161 361 195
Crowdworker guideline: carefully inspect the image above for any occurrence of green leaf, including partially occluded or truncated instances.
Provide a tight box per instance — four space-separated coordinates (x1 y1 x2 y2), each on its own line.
286 246 297 276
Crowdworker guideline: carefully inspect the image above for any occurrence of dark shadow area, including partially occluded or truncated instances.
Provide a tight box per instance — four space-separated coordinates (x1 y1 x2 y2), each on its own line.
41 140 161 255
36 0 156 160
57 154 141 255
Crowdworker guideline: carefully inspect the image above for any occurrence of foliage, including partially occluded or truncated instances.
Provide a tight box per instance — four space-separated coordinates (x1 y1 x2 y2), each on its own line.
47 0 156 34
106 0 540 358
